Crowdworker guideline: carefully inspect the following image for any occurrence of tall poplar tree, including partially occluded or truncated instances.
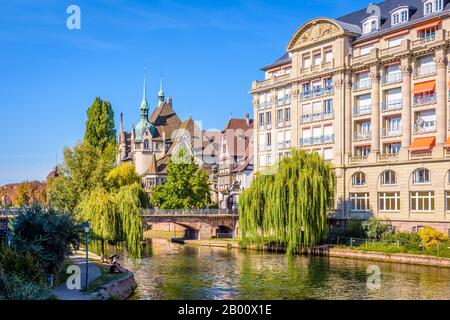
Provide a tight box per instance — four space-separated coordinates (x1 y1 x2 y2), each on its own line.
239 149 336 254
84 97 116 151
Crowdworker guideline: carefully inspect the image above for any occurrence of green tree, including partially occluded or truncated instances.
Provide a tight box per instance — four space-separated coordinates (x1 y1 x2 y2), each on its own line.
151 148 212 209
84 97 116 151
362 217 392 240
14 183 30 208
238 149 336 254
46 142 115 213
106 163 141 191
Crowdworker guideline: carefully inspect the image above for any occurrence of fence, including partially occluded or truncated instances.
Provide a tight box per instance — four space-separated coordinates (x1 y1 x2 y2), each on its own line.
142 208 238 215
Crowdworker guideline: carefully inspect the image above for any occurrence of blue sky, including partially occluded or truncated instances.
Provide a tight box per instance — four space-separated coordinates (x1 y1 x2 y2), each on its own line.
0 0 373 184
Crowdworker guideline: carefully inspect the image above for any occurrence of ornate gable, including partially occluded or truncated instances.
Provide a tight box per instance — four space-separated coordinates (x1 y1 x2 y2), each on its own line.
287 18 344 52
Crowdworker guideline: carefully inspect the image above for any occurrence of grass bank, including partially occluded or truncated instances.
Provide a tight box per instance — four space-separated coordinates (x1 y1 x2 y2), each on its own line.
81 262 128 293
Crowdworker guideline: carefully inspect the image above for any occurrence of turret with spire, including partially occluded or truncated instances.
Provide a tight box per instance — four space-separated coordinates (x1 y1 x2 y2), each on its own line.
158 77 165 106
140 68 149 119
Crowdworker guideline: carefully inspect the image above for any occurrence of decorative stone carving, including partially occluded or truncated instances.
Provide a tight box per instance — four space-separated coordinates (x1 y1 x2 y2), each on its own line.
369 71 380 82
288 20 342 51
435 55 447 68
400 64 411 75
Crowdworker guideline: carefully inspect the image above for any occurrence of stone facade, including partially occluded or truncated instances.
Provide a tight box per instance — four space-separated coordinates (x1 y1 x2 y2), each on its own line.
250 0 450 234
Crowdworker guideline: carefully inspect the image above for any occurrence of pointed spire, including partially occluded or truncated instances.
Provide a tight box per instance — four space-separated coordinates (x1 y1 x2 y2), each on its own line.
140 67 149 118
158 75 165 106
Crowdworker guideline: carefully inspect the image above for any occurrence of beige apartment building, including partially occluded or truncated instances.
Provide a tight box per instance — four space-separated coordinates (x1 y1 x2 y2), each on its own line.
250 0 450 234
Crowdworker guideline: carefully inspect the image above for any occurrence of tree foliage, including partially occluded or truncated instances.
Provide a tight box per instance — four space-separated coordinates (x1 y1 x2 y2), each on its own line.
84 97 116 151
151 148 212 209
362 217 392 240
238 149 336 254
14 183 30 208
106 163 142 192
11 205 81 274
46 142 115 213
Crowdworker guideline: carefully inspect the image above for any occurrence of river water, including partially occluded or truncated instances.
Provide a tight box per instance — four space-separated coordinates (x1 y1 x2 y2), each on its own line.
92 238 450 300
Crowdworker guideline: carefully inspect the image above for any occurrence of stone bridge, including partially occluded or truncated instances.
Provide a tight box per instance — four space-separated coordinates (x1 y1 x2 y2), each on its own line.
0 208 240 241
142 209 239 240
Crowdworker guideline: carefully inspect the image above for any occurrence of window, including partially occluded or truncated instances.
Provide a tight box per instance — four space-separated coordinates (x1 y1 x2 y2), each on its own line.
324 99 333 115
391 9 409 25
413 168 431 184
143 140 150 149
284 108 291 123
258 133 265 150
355 145 371 157
303 55 311 68
266 133 272 147
285 130 291 146
384 142 401 155
436 0 443 11
388 35 404 47
379 192 400 211
352 172 367 186
324 49 333 62
381 170 397 185
259 113 265 127
267 155 272 166
350 193 370 211
425 1 433 15
360 44 374 56
448 170 450 184
446 191 450 211
277 131 284 147
313 53 321 66
266 112 272 126
277 109 283 125
410 191 435 211
324 148 333 160
259 155 266 167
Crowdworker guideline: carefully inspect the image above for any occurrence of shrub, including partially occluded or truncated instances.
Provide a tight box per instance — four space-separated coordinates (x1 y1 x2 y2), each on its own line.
418 227 448 249
0 245 50 300
362 217 392 240
11 204 81 274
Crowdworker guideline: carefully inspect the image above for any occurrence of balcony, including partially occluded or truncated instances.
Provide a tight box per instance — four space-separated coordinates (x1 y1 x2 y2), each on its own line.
381 127 402 138
378 153 399 162
254 73 291 90
413 64 437 78
353 105 372 116
276 95 292 106
409 150 433 160
278 141 291 149
353 79 372 91
413 93 436 107
257 101 272 109
353 131 372 141
381 99 403 112
300 135 334 146
413 120 437 134
352 48 379 66
299 86 334 101
380 39 410 58
300 60 335 75
381 72 402 85
411 30 445 49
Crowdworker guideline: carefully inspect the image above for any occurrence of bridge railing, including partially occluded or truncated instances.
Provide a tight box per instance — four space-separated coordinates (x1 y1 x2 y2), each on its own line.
142 208 238 216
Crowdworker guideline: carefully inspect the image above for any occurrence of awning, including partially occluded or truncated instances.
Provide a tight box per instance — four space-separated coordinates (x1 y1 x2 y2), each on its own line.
413 80 436 95
445 137 450 148
414 19 441 31
409 137 436 151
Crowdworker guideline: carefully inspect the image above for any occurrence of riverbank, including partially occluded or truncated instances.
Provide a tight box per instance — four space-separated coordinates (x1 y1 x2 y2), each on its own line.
170 238 450 268
53 248 137 300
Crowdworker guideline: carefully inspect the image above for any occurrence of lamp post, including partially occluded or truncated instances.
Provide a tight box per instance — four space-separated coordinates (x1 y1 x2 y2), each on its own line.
82 222 90 290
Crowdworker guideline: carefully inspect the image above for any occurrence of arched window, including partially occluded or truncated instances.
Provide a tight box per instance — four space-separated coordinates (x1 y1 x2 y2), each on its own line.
413 168 431 184
381 170 397 185
424 1 433 15
143 140 150 149
352 172 367 186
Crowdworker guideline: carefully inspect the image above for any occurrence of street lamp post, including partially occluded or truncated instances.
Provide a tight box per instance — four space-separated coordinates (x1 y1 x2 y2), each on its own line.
82 222 90 290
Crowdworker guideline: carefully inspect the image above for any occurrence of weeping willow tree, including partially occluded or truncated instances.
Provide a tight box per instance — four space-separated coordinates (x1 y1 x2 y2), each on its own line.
78 180 146 260
239 149 335 254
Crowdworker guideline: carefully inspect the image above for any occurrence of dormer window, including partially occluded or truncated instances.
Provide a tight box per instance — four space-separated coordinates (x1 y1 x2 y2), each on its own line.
362 16 379 35
424 0 443 15
391 7 409 25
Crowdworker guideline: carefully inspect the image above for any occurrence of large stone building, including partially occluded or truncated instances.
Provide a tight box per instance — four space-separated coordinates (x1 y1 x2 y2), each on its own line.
250 0 450 234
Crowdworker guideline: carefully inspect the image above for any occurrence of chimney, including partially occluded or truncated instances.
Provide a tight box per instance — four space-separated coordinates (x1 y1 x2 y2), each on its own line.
245 113 250 125
167 96 173 107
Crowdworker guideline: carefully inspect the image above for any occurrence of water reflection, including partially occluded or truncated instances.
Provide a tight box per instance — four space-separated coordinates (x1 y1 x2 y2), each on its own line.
89 238 450 300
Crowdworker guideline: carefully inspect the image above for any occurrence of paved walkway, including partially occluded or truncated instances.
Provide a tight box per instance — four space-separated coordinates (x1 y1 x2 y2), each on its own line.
52 253 102 300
